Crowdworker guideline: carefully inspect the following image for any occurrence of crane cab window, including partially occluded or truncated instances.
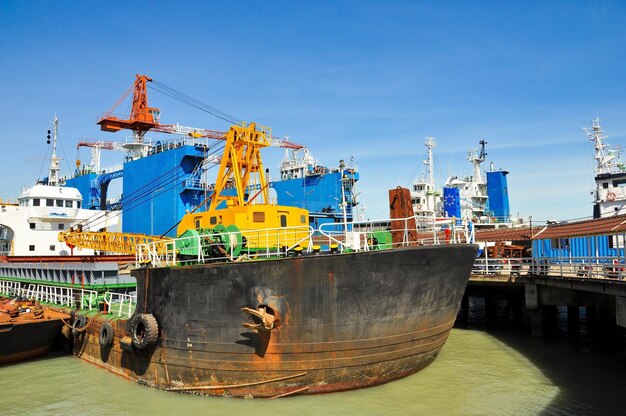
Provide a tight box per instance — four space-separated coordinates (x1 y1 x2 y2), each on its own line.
253 212 265 223
194 216 202 229
210 216 217 225
301 215 306 224
279 213 288 228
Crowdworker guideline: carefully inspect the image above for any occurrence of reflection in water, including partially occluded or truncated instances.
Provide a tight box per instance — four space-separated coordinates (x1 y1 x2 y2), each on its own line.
1 299 625 415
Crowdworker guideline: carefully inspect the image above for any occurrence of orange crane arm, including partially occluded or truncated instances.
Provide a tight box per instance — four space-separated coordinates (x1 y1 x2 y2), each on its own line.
97 74 160 134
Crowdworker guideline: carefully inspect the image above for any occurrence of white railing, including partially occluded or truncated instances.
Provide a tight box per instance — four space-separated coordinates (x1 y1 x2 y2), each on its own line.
100 163 123 174
320 215 474 252
136 225 315 267
0 280 22 297
136 216 476 267
0 279 135 316
18 283 99 310
472 256 626 280
103 292 135 317
37 285 79 307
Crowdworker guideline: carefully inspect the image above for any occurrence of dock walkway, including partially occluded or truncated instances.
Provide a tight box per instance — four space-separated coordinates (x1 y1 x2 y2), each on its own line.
469 257 626 335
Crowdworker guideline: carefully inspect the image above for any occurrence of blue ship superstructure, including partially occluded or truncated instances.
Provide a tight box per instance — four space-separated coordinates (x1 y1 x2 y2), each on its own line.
63 171 98 209
271 148 359 229
121 141 208 236
64 169 124 211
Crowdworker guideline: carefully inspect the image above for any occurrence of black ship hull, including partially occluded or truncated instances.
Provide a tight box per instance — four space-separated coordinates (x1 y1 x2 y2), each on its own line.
70 244 477 397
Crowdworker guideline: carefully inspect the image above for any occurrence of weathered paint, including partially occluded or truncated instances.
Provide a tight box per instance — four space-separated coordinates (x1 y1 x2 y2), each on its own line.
69 244 477 397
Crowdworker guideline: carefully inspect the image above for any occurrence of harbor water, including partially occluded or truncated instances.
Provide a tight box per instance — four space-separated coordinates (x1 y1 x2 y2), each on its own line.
2 300 625 416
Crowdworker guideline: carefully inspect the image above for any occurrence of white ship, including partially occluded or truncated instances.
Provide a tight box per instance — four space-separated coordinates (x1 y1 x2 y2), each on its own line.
444 139 490 223
0 117 126 290
410 137 516 228
585 118 626 218
0 117 118 257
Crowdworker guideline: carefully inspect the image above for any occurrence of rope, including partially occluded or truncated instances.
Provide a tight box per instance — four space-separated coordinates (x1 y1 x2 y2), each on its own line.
150 81 240 125
62 311 106 334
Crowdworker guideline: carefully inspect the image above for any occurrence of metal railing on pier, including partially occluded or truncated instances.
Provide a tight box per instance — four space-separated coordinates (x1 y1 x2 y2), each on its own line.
472 256 626 280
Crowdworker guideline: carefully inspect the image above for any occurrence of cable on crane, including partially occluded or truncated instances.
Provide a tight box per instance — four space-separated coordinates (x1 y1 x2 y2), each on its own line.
150 81 241 126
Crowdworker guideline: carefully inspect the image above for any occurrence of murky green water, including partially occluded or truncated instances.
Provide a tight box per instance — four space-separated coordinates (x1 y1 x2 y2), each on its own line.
2 326 624 416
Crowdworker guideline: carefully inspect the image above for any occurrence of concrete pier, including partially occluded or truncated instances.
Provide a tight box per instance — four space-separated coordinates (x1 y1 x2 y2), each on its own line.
467 271 626 337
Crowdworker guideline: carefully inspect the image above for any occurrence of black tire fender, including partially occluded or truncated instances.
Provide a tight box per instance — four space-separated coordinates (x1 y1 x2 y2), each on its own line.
72 314 88 337
99 321 114 348
130 313 159 350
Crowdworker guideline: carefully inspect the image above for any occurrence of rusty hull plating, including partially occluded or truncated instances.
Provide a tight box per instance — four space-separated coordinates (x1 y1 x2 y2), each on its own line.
70 244 476 397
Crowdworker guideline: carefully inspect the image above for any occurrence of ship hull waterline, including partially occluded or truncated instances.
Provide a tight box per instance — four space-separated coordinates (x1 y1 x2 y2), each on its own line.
68 244 477 398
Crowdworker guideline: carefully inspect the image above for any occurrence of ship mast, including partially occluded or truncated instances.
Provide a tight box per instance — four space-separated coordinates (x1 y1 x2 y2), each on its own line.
425 137 436 188
584 118 620 175
468 139 487 184
48 116 61 186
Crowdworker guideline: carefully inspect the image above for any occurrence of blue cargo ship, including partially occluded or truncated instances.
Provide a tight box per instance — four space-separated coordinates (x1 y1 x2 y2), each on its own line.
271 148 359 230
63 140 358 236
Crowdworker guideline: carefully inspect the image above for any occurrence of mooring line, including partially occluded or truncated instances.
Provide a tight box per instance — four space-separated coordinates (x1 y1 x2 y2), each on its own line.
166 371 307 391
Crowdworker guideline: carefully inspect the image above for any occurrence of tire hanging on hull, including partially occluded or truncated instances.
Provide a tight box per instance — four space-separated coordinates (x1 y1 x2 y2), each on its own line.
129 313 159 350
99 321 114 348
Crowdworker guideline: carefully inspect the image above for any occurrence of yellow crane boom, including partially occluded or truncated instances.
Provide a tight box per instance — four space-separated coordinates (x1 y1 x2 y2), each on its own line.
58 230 170 255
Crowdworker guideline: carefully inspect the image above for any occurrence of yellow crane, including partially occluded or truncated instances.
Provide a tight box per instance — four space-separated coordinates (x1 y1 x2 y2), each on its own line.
58 229 170 255
59 75 308 256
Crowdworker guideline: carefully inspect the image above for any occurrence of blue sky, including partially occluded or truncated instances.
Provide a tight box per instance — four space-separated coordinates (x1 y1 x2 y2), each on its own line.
1 1 626 223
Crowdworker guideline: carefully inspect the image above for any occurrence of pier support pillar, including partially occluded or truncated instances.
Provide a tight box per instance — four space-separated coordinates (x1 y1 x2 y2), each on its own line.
616 297 626 329
511 295 524 326
457 294 470 325
485 293 497 326
567 306 580 334
530 308 544 337
526 284 543 337
525 284 538 309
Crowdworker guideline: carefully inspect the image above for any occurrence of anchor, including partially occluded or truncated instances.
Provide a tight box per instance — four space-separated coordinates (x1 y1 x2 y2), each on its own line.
241 306 277 331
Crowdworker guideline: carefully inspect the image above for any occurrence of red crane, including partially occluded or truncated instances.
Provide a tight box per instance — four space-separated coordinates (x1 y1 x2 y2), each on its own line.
96 74 303 149
97 74 160 136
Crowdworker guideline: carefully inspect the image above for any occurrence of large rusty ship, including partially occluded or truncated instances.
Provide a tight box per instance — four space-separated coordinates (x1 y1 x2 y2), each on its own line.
56 116 477 397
